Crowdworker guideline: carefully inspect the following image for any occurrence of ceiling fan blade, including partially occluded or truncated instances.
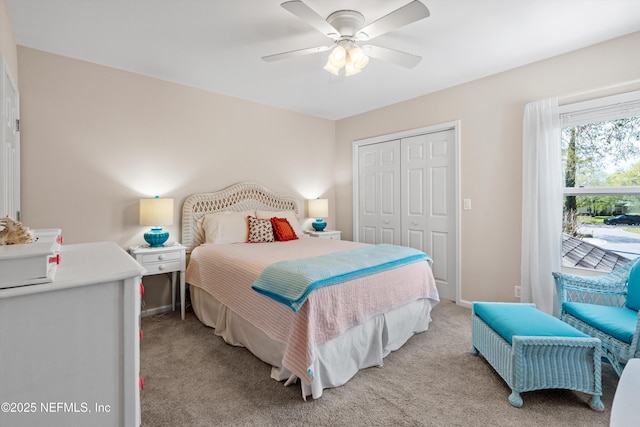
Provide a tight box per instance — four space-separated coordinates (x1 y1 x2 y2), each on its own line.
262 45 333 62
357 1 430 41
362 45 422 68
281 1 339 38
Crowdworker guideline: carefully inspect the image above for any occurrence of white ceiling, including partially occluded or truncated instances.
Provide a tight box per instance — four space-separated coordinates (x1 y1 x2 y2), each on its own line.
5 0 640 120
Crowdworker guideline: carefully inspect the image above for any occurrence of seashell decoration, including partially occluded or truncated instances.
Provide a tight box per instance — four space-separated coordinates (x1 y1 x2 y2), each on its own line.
0 216 35 245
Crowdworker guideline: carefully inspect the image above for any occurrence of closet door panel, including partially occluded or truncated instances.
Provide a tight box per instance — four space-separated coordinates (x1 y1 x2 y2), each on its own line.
358 145 380 242
426 130 456 300
430 166 448 215
361 226 377 244
378 141 401 244
407 229 425 251
401 134 428 251
357 140 400 244
430 231 449 282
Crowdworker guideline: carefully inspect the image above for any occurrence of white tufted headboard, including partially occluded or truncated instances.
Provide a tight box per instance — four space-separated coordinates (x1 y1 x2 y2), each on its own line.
181 182 300 253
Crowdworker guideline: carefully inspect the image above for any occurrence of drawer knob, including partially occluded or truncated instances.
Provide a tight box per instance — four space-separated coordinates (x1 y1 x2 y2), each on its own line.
158 264 165 271
158 254 165 260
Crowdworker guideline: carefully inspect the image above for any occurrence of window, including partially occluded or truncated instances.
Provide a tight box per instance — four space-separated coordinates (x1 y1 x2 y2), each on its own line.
559 91 640 271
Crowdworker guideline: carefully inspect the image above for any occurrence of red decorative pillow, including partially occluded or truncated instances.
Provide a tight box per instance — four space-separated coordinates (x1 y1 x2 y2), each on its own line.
271 217 298 242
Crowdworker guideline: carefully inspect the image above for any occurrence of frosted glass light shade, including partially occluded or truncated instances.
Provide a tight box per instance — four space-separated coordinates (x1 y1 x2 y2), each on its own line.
328 45 346 68
349 46 369 70
323 60 341 76
323 41 369 77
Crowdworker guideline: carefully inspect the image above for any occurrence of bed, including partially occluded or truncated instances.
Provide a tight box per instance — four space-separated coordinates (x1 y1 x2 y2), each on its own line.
183 182 439 399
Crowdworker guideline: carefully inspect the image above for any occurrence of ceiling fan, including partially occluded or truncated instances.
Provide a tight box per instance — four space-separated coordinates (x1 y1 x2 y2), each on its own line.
262 0 430 76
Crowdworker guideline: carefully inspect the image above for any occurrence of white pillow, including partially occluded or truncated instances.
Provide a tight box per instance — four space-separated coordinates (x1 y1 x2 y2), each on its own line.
255 210 304 238
202 210 254 244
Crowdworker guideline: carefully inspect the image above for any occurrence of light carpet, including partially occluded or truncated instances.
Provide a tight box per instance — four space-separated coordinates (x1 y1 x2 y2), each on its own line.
140 300 618 426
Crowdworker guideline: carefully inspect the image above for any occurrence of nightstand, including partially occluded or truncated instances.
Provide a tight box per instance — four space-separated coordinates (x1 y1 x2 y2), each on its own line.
305 230 341 240
129 243 187 320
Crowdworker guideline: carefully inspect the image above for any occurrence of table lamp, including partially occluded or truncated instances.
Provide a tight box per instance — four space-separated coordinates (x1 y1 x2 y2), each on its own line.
139 196 174 247
308 198 328 232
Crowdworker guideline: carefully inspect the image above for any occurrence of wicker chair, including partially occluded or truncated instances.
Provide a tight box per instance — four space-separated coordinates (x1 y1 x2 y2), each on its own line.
553 259 640 377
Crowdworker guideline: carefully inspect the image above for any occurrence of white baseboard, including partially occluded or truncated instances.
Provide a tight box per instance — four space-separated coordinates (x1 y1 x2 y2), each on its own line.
141 304 175 318
457 298 472 309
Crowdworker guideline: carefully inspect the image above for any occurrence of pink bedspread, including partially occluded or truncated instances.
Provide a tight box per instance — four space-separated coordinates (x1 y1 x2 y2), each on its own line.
186 237 439 384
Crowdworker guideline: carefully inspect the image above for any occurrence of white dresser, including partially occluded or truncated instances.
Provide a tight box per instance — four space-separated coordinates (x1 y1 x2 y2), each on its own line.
610 358 640 427
0 241 144 427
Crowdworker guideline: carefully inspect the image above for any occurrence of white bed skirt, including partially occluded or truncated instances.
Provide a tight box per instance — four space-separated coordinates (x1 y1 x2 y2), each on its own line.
191 286 436 399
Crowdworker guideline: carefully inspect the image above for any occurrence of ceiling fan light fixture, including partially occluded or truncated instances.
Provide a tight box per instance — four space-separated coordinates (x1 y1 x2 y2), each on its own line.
344 61 361 76
324 40 369 77
266 1 430 75
348 45 369 70
323 60 341 76
327 44 347 68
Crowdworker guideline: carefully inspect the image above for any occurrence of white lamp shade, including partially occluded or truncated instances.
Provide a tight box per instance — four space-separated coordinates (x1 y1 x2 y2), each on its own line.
308 198 329 218
139 197 174 226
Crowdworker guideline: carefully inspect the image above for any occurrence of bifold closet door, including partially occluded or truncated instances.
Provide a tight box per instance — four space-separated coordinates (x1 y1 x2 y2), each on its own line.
401 129 456 300
357 140 401 245
355 126 457 301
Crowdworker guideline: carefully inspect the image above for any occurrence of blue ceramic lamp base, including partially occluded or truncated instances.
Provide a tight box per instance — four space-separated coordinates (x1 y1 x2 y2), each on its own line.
312 219 327 232
144 227 169 247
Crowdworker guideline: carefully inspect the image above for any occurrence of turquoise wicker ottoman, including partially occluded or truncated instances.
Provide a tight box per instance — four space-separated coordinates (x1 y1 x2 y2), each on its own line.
471 302 604 410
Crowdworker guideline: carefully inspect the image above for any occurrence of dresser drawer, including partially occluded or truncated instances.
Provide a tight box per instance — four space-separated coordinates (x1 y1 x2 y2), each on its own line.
140 251 182 264
142 260 182 274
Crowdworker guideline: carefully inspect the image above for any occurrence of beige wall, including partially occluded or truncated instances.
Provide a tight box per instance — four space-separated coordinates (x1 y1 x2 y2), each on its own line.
0 0 17 83
335 32 640 304
17 47 335 310
18 47 336 245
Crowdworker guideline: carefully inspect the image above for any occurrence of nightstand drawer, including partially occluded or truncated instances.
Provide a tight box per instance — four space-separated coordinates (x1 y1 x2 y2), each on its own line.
141 251 182 264
142 260 182 274
305 230 341 240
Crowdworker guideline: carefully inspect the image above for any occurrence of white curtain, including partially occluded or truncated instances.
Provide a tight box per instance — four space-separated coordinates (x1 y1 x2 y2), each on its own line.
521 98 562 315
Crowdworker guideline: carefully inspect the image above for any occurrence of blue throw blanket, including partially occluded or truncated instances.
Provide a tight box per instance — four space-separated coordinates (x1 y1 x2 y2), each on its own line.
251 244 431 312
